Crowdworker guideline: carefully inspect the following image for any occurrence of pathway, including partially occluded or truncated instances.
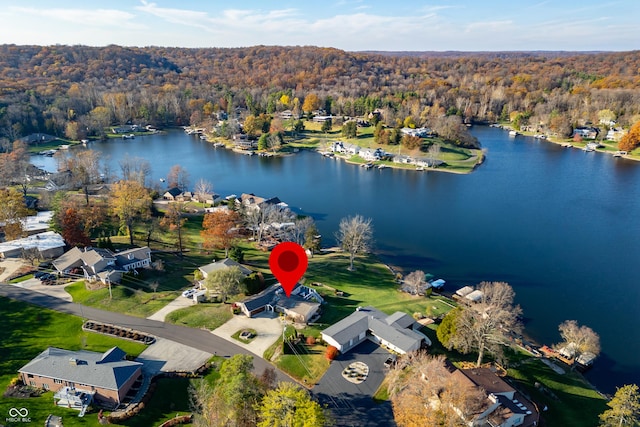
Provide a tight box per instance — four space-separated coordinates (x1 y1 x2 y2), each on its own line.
147 294 194 321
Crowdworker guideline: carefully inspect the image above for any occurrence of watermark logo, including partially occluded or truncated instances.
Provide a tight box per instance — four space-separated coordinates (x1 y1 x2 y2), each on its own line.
6 407 31 423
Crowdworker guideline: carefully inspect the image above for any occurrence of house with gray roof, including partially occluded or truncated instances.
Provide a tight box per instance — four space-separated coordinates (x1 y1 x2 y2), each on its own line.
321 306 430 354
237 283 323 323
53 246 151 284
198 258 252 279
19 347 142 408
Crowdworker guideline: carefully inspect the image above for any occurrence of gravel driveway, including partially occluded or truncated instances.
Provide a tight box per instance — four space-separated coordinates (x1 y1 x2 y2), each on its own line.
211 311 284 358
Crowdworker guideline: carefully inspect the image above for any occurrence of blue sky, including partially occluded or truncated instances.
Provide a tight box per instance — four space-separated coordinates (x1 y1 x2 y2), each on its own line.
0 0 638 51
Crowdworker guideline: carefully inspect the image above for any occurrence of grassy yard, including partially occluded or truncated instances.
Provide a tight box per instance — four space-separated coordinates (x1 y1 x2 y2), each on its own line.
65 281 180 318
165 303 233 330
508 359 607 427
0 296 147 427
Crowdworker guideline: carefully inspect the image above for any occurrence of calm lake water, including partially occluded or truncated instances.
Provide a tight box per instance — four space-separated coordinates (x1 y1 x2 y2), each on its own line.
33 127 640 393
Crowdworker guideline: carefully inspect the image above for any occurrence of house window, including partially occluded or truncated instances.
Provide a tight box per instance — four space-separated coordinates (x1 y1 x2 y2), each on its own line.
29 380 36 386
43 383 49 390
54 379 63 384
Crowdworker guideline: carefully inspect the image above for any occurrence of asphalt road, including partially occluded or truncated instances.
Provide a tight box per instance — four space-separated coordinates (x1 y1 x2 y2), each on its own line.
0 283 395 425
0 284 288 382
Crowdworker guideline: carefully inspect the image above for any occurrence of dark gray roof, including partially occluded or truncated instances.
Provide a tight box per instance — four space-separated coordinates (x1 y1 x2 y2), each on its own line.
199 258 252 277
164 187 182 197
115 247 151 267
321 306 422 353
19 347 141 391
239 284 280 312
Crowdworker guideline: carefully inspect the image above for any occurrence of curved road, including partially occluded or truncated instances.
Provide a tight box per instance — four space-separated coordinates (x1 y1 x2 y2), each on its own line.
0 283 395 426
0 284 289 383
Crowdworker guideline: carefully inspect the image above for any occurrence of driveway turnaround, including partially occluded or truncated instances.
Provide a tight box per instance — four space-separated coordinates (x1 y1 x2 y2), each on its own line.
211 312 283 358
11 278 73 302
313 340 397 426
136 337 212 374
147 294 194 321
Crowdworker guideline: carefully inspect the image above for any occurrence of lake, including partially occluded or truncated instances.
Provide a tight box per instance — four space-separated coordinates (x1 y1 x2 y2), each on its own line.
33 127 640 393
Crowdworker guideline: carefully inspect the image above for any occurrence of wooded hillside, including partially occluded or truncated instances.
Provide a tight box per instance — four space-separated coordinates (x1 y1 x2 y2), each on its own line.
1 44 639 143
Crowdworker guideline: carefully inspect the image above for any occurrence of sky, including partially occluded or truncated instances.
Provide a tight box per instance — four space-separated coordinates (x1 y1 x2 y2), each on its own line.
0 0 638 52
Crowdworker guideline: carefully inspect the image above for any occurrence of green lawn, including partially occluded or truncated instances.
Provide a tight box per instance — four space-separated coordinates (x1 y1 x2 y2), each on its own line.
165 303 233 330
65 281 180 318
508 359 607 427
0 296 146 427
231 328 257 344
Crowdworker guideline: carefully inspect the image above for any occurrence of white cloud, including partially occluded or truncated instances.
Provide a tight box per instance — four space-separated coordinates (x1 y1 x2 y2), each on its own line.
9 6 143 30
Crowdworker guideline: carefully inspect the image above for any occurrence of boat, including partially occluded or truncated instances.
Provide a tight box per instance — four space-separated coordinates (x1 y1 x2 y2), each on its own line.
122 134 135 140
377 164 387 169
614 151 627 157
361 163 373 169
159 178 165 182
213 142 225 148
416 167 424 171
508 130 519 137
199 135 207 140
59 144 70 150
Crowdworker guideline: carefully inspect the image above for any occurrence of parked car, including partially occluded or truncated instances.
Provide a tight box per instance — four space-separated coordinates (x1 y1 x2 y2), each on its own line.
34 271 46 279
182 289 196 298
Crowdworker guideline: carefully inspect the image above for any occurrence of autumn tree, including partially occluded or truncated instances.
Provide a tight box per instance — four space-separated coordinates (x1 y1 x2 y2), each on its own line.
403 270 427 295
60 207 91 247
449 281 522 367
201 210 240 257
389 353 485 427
0 188 30 240
599 384 640 427
257 382 326 427
204 266 245 303
110 180 152 245
335 214 374 271
161 201 187 256
555 320 601 359
619 121 640 152
302 93 321 113
167 164 190 191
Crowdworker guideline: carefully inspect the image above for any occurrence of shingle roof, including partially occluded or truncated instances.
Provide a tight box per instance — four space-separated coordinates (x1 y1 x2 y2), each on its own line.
52 246 83 272
321 306 423 353
19 347 141 391
199 258 252 277
115 247 151 267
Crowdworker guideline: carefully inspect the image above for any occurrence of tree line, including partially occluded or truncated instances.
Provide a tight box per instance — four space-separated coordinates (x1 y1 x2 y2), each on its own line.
1 45 640 147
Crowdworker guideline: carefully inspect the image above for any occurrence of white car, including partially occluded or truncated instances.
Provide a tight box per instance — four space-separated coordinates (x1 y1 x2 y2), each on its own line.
182 289 196 298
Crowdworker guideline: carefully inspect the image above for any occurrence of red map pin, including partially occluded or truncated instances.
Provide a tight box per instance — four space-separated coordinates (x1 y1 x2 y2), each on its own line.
269 242 308 297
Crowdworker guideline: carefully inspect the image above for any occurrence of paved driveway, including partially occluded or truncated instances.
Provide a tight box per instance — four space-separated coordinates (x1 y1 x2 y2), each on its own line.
136 337 212 374
147 294 194 321
211 312 283 358
313 339 397 426
11 278 73 302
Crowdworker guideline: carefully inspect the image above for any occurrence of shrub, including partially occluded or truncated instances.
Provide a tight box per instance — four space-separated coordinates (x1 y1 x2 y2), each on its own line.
306 336 316 345
325 345 339 361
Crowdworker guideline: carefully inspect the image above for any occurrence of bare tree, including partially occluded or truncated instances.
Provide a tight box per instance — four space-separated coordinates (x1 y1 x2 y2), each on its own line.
335 214 374 271
555 320 601 359
283 216 314 246
194 178 213 206
450 281 522 367
71 149 102 205
167 164 190 191
428 143 441 167
403 270 427 295
119 155 151 187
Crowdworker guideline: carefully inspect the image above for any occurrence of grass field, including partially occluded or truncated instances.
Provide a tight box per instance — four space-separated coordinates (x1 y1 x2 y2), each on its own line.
508 359 607 427
65 280 180 318
0 296 147 427
165 303 233 330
